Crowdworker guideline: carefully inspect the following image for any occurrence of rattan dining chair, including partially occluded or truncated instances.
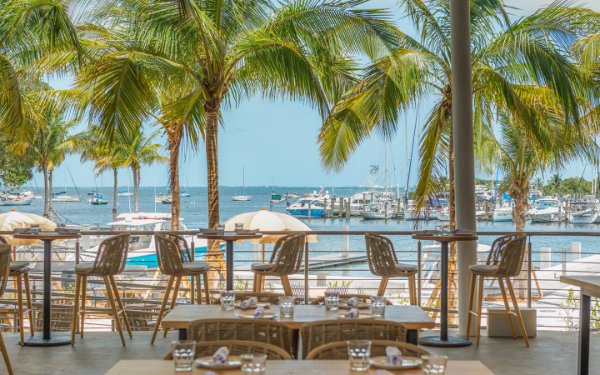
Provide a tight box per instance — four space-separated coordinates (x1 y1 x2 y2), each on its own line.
305 339 429 360
0 244 14 374
71 233 132 346
466 233 529 347
151 233 210 344
251 234 306 296
0 236 34 346
365 233 417 304
299 319 407 359
188 318 295 357
163 339 293 360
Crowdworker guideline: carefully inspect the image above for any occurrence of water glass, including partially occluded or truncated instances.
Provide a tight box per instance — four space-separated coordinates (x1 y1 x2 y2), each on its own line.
235 223 244 232
171 340 196 372
421 355 448 375
241 353 267 374
347 340 371 372
216 224 225 235
220 291 236 311
371 296 386 317
324 291 340 311
279 296 295 318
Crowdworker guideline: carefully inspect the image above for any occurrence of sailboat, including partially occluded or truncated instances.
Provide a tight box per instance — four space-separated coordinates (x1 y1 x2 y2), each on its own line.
232 167 252 201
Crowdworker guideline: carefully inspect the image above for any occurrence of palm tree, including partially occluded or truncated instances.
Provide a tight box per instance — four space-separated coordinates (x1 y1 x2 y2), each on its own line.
76 0 399 273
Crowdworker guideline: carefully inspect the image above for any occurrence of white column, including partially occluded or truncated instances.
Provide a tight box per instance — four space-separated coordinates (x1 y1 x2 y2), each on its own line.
451 0 478 335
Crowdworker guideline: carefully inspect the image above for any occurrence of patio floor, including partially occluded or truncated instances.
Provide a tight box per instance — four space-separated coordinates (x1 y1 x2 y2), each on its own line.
1 330 598 374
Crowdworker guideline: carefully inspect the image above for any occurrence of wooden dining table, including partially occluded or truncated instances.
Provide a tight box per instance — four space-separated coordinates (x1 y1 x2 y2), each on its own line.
106 359 494 374
162 304 434 345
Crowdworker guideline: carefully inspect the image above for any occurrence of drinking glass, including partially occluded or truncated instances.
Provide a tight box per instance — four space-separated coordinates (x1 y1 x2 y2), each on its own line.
235 223 244 232
371 296 386 317
240 353 267 374
171 340 196 372
220 291 236 311
347 340 371 372
421 355 448 375
216 224 225 235
324 291 340 311
279 296 295 318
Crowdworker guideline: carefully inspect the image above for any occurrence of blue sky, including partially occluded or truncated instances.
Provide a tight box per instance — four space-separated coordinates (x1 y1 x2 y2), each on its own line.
35 0 600 189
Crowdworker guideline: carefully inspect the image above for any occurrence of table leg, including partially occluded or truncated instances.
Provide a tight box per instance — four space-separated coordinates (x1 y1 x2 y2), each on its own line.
226 240 234 291
406 330 418 345
578 293 590 375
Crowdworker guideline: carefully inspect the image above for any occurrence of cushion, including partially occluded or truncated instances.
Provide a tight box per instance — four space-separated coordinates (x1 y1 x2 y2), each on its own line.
182 262 210 273
9 261 30 273
251 263 275 272
469 264 499 275
394 263 417 273
74 262 95 274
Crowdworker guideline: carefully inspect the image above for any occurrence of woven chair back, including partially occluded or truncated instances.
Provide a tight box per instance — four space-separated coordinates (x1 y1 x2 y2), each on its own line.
188 319 295 356
164 340 292 360
300 319 407 358
268 234 305 275
306 339 429 360
90 233 130 276
159 232 192 262
486 234 527 276
365 233 398 276
0 244 9 298
154 233 186 276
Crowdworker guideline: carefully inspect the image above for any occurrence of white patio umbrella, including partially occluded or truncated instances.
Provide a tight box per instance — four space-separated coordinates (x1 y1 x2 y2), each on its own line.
224 209 318 244
0 211 57 245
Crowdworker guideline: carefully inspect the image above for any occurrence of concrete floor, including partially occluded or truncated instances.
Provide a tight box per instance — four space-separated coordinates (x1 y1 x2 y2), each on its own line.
0 330 597 374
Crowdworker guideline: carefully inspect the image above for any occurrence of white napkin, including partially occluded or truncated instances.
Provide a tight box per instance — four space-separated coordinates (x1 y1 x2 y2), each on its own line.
344 308 359 318
211 346 229 365
239 297 258 309
347 297 360 308
385 346 403 366
253 306 265 318
453 228 474 236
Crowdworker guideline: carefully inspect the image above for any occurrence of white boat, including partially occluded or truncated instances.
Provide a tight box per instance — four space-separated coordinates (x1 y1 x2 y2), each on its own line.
529 198 566 223
0 194 33 206
362 202 394 220
436 208 450 221
155 193 171 203
492 206 513 222
286 198 326 218
52 191 80 202
180 192 191 198
569 206 600 224
232 167 252 202
117 188 133 197
403 200 431 221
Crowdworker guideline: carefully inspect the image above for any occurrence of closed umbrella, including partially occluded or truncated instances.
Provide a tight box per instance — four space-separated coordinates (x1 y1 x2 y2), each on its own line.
0 211 57 245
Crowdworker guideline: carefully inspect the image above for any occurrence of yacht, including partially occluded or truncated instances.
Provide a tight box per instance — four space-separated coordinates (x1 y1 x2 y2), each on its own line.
529 198 566 223
362 202 394 220
492 206 513 222
0 192 33 206
403 200 430 221
286 198 326 218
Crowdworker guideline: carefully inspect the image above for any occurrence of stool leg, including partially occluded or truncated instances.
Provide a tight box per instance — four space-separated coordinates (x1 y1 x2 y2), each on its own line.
498 277 517 339
23 271 34 337
377 277 389 297
476 275 484 346
203 273 210 304
252 273 259 292
506 277 530 347
109 276 132 338
195 275 202 305
190 276 195 305
151 276 174 345
466 272 476 339
104 276 126 346
71 275 81 346
408 275 416 305
164 277 181 338
0 332 13 375
80 276 87 338
15 274 24 346
281 275 292 296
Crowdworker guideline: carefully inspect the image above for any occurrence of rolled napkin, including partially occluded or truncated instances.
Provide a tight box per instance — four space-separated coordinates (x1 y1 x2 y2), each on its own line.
211 346 229 365
347 297 360 308
385 346 403 366
239 297 258 309
253 306 265 318
344 308 359 319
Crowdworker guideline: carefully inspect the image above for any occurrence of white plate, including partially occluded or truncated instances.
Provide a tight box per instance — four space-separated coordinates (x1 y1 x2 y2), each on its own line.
237 312 277 319
369 356 422 370
195 356 241 370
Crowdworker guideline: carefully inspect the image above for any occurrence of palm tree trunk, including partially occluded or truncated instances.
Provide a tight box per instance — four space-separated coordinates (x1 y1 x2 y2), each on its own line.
512 182 528 232
43 166 49 218
167 127 183 231
48 169 54 222
112 167 118 221
447 128 459 324
132 166 139 212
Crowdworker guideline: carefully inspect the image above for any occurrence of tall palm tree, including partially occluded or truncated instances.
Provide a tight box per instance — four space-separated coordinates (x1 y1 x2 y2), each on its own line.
76 0 399 273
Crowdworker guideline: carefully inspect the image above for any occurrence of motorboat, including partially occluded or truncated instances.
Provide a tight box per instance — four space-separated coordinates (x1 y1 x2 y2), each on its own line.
89 197 108 205
492 206 513 222
117 188 133 197
286 198 325 218
362 202 394 220
529 198 566 223
232 194 252 202
162 197 173 205
270 192 285 203
403 201 430 221
0 193 33 206
569 205 600 224
155 193 171 203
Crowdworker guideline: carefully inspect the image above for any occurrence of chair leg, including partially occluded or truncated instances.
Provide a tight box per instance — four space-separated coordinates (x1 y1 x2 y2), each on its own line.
195 275 202 305
0 332 13 375
376 277 389 297
190 276 195 305
506 277 530 347
23 271 34 337
163 277 181 338
203 273 210 304
103 276 126 346
15 274 24 346
252 273 259 292
80 276 87 338
280 275 292 296
408 275 417 305
466 273 477 339
71 275 81 346
151 276 174 345
109 276 132 339
498 277 517 339
475 275 484 346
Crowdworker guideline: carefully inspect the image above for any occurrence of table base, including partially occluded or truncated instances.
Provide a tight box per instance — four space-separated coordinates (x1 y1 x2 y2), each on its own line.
419 335 472 347
23 336 72 347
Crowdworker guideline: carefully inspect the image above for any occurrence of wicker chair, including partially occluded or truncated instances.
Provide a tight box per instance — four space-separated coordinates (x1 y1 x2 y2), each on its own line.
0 244 14 374
0 236 34 346
71 233 132 346
300 319 407 359
306 339 429 360
365 233 417 304
151 233 210 344
466 234 529 347
188 318 295 357
163 340 292 360
310 294 393 306
251 234 305 296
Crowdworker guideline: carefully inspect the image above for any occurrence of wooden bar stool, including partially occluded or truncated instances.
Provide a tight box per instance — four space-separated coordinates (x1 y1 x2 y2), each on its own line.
0 244 14 374
251 234 306 296
71 233 132 346
365 233 417 304
466 233 529 347
151 233 210 345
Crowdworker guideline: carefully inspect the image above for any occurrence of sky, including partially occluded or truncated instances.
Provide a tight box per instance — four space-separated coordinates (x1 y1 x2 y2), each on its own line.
34 0 600 190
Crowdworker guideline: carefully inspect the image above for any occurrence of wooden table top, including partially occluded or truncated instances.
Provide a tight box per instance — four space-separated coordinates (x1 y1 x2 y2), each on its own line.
12 231 81 241
106 360 493 375
162 305 435 330
412 231 478 242
197 231 263 241
560 275 600 298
